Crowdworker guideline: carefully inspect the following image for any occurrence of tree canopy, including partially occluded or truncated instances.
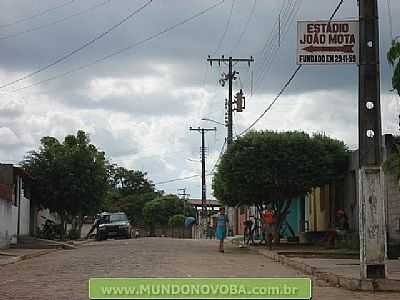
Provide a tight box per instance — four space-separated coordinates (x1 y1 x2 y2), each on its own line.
23 130 108 232
168 214 186 227
143 195 195 231
388 40 400 96
212 130 349 224
102 166 157 225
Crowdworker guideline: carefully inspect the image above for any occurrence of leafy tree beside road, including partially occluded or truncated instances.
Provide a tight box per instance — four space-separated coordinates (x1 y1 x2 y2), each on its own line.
213 130 348 239
103 166 158 226
144 195 195 235
23 130 108 238
388 40 400 96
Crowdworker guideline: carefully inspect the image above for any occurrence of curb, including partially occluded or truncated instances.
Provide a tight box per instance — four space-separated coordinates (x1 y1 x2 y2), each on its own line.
255 248 400 292
0 249 58 267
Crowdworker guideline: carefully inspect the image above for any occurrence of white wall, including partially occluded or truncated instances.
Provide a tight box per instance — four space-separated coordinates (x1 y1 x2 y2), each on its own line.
19 195 30 236
0 198 18 249
0 176 32 249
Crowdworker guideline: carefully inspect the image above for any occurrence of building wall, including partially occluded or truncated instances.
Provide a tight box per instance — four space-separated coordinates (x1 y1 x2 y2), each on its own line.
0 198 18 249
385 173 400 242
341 135 400 243
0 172 31 249
285 198 300 236
308 185 332 231
383 135 400 243
19 194 30 236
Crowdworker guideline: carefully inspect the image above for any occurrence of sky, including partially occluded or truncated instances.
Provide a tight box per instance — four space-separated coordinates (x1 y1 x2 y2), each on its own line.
0 0 399 199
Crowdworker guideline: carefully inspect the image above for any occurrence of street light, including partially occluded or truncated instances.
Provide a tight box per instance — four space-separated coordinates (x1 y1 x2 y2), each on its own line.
201 118 225 127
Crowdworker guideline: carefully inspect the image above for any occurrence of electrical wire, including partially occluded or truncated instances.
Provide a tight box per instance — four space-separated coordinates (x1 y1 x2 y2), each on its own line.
231 0 257 51
0 0 153 90
238 0 346 135
155 174 201 185
251 0 293 85
209 139 227 174
0 0 76 29
0 0 112 41
253 0 302 90
211 0 235 56
240 65 302 135
9 0 226 93
387 0 394 41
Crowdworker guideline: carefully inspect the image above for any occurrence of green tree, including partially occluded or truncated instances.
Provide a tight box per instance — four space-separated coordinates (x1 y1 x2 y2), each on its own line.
168 214 186 238
213 130 348 237
102 191 156 225
143 195 194 235
108 166 155 196
168 214 186 227
388 40 400 96
102 166 157 225
23 130 108 238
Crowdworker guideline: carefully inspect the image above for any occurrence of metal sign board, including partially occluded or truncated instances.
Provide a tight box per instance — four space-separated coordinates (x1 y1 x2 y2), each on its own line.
297 20 359 65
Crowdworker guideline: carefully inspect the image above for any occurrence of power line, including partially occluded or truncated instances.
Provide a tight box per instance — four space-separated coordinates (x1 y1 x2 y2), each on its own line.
251 0 292 84
239 0 346 136
240 65 302 135
155 174 201 185
211 0 235 56
0 0 153 90
253 0 302 90
231 0 257 51
387 0 394 41
0 0 112 41
0 0 76 29
329 0 344 21
10 0 226 93
209 139 227 173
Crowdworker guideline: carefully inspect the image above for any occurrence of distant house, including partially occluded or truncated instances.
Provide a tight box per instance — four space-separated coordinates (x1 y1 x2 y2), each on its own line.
0 164 33 249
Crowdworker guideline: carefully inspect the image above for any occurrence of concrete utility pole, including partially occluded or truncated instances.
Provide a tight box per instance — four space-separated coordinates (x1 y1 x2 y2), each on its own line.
358 0 386 279
207 56 253 146
189 126 217 237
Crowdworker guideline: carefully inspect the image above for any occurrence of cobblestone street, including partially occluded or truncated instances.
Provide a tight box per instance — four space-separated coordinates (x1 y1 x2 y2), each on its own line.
0 238 399 299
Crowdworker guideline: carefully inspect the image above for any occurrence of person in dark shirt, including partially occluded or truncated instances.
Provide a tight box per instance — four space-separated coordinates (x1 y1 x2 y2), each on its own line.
326 208 349 247
243 219 254 245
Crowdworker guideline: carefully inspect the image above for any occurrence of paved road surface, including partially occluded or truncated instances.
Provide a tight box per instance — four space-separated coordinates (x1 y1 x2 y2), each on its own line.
0 238 399 299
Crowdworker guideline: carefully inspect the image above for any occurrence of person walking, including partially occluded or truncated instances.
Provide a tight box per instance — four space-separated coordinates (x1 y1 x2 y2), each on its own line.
243 218 253 245
215 207 229 252
262 208 275 250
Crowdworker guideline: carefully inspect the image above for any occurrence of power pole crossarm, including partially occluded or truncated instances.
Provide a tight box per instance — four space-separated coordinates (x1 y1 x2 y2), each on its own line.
207 56 254 147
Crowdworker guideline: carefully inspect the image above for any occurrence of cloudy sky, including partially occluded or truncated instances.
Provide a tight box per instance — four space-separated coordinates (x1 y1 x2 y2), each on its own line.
0 0 399 199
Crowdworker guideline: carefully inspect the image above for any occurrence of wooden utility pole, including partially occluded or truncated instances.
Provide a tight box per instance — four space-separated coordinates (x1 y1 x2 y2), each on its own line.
358 0 386 279
207 56 253 146
189 126 216 237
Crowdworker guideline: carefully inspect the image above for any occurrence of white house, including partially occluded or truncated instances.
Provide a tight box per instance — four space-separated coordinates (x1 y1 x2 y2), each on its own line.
0 164 32 249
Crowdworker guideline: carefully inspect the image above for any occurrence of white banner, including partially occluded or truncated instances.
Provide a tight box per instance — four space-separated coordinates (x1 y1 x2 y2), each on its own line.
297 20 359 65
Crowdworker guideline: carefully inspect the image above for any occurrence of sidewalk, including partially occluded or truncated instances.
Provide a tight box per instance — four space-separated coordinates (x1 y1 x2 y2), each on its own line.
0 239 92 267
255 246 400 292
0 248 57 266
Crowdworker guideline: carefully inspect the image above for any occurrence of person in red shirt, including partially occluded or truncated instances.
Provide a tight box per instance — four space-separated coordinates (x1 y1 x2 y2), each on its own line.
262 209 276 250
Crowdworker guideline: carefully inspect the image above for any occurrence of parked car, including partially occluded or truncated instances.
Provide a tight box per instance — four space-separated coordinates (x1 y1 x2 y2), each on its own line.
96 212 132 240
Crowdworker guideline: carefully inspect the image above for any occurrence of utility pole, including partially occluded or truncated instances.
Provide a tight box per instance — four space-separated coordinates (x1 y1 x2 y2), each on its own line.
178 188 190 215
189 126 216 238
358 0 386 279
207 56 253 146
